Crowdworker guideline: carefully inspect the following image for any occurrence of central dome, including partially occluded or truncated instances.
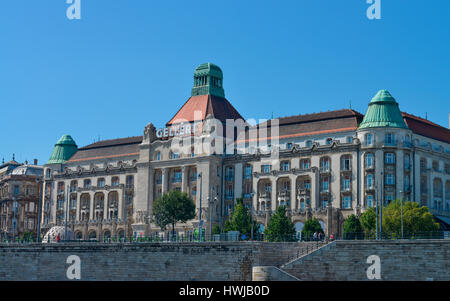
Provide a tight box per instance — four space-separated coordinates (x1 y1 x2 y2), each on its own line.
191 62 225 98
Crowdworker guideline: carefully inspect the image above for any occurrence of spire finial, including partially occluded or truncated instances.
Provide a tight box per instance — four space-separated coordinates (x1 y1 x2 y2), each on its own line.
12 153 15 161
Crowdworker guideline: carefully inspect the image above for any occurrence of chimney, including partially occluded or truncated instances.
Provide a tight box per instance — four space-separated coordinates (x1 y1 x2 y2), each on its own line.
34 159 38 165
25 160 28 165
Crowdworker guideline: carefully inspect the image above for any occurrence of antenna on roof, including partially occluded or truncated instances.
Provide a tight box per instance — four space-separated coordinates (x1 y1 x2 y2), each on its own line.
12 153 15 161
425 112 428 120
271 112 273 119
349 100 352 109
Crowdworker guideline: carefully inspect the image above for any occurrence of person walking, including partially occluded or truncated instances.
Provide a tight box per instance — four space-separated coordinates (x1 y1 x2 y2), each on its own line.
313 231 317 241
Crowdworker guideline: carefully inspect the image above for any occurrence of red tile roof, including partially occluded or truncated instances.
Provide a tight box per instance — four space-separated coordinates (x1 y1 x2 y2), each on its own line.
237 109 363 142
67 136 142 163
402 112 450 144
167 95 243 126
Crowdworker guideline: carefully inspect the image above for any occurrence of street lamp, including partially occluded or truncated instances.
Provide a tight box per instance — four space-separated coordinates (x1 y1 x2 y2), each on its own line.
400 190 404 239
250 192 255 240
198 172 202 242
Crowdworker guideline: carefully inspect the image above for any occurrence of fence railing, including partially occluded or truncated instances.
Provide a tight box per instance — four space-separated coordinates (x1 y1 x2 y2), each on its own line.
1 230 448 244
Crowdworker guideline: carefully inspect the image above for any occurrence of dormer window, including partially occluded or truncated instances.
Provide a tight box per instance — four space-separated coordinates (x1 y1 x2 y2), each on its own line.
326 138 333 145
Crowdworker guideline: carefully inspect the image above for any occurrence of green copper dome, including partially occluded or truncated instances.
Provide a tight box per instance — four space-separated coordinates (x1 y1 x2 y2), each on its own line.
47 134 78 164
358 90 408 129
191 62 225 98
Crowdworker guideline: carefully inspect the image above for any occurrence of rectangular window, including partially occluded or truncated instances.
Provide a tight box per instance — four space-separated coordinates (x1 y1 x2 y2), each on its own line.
343 196 352 209
366 133 373 145
281 161 290 172
385 133 395 145
343 177 351 191
261 165 272 174
366 195 374 207
14 185 19 195
300 159 310 170
385 174 395 185
385 153 395 164
321 177 329 191
244 165 252 179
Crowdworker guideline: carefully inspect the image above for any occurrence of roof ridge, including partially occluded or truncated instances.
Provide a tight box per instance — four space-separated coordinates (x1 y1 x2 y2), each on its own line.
275 108 362 121
79 136 143 150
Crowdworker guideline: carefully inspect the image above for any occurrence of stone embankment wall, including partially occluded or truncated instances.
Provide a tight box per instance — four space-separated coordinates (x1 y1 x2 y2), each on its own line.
0 242 306 281
279 240 450 281
1 240 448 281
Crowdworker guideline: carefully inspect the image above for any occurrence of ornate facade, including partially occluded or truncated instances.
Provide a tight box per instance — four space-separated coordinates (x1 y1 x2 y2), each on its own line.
41 63 450 240
0 158 43 240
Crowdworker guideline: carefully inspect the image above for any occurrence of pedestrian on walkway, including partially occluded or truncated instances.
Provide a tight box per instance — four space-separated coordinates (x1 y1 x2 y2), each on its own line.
313 231 317 241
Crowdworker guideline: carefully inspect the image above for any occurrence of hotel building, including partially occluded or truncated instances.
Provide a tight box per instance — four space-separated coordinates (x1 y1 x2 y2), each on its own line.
40 63 450 240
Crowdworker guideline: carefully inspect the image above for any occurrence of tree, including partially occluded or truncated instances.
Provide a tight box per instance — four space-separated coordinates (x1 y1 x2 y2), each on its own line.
264 206 296 242
301 218 324 241
343 214 364 240
212 224 221 235
382 200 440 238
360 207 376 237
152 190 196 238
224 198 255 238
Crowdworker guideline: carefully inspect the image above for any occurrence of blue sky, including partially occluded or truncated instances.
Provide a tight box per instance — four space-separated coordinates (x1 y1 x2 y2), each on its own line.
0 0 449 164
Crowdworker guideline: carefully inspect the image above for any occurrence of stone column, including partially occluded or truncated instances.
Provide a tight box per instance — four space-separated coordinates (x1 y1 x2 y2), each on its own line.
76 193 81 221
289 175 296 210
181 166 187 193
118 188 124 220
89 193 94 221
104 192 108 220
271 177 277 211
162 168 168 193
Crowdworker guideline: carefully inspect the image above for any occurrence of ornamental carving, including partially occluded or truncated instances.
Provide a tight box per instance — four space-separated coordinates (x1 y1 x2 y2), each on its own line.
135 210 147 224
144 123 156 142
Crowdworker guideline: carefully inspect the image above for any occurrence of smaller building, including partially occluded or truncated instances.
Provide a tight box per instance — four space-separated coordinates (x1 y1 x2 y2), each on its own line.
0 157 43 240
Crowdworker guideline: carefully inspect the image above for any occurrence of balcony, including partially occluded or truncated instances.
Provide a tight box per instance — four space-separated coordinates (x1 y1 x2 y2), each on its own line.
278 190 291 202
297 188 310 196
